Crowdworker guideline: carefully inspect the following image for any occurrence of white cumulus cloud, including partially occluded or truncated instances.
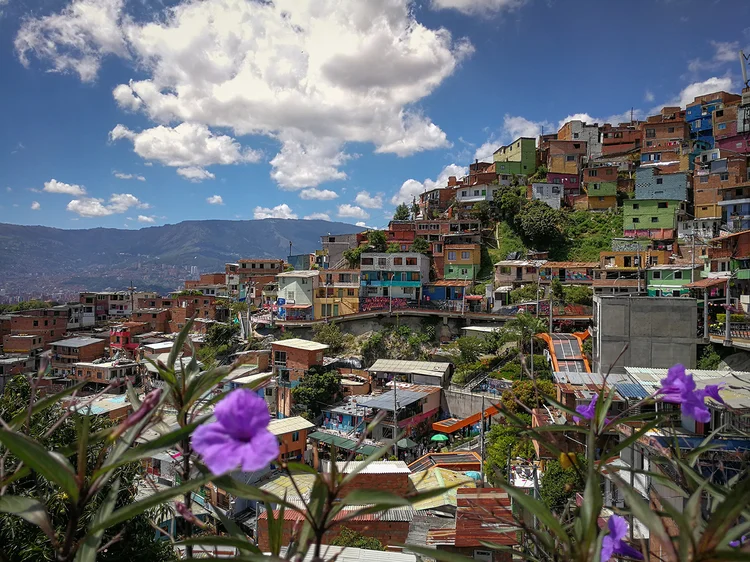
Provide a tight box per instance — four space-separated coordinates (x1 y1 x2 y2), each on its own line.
30 201 40 210
113 171 145 181
43 179 86 195
253 203 298 220
337 204 370 220
137 215 155 223
67 193 149 217
304 212 331 221
355 221 367 227
206 195 224 205
430 0 528 15
665 76 736 108
18 0 473 188
177 167 216 182
354 190 384 209
299 188 339 201
391 163 467 206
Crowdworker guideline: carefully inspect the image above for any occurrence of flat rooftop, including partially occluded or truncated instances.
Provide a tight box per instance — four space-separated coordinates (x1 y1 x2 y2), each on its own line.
49 336 105 348
271 338 329 351
367 359 451 375
268 416 315 435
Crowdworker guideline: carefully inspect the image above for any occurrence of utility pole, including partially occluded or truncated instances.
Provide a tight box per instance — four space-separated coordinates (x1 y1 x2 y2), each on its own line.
691 234 696 284
479 394 485 486
389 273 394 314
723 276 732 346
704 287 710 341
548 296 553 334
393 377 399 459
462 276 467 316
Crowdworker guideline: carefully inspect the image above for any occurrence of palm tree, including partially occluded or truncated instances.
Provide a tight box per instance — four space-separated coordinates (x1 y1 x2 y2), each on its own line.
500 312 548 376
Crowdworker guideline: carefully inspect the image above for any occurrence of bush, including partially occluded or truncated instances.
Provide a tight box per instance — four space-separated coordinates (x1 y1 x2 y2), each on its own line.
717 313 746 323
539 457 586 510
312 322 346 355
697 344 722 370
510 284 540 304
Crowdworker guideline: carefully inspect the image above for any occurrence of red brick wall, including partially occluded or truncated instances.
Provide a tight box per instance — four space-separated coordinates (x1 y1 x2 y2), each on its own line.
256 514 410 552
10 315 67 346
131 310 170 333
338 472 411 498
3 334 44 353
273 344 324 381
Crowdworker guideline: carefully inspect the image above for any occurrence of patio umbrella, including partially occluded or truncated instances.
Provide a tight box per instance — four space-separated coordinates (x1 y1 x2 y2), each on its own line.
430 434 449 442
396 437 418 449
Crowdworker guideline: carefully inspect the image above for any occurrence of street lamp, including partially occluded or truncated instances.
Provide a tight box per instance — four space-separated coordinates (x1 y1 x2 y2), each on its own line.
388 272 395 314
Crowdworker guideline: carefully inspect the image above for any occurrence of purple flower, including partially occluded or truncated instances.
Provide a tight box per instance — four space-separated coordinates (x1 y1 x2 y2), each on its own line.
192 389 279 475
573 393 597 423
656 365 724 424
601 515 643 561
729 534 749 548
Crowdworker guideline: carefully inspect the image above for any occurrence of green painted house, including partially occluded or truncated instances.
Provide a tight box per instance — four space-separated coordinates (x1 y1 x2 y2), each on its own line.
493 137 536 176
646 265 702 297
623 199 682 235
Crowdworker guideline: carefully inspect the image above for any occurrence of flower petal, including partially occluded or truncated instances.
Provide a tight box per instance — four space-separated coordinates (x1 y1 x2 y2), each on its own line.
601 535 615 562
214 389 271 441
608 515 629 542
192 422 245 475
238 429 280 472
615 542 644 560
703 384 725 404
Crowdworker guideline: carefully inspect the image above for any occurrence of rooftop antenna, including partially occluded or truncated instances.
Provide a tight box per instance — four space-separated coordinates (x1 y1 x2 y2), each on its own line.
741 50 749 88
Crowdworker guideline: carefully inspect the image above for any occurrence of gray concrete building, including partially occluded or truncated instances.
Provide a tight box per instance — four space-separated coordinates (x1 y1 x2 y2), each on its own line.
321 233 360 269
593 295 697 374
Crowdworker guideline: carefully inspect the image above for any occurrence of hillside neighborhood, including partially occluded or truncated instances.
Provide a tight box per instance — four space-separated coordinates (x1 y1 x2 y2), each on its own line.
2 84 750 560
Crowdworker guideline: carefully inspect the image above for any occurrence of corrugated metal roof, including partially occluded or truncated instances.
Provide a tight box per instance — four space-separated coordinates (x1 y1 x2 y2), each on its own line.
336 460 410 474
49 336 105 348
268 416 315 436
259 505 415 522
279 545 416 562
367 359 451 375
271 338 329 351
454 488 517 547
359 389 427 411
409 467 475 511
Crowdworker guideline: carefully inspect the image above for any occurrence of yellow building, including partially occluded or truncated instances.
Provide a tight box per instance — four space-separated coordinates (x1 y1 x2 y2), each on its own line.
315 270 361 318
444 244 482 279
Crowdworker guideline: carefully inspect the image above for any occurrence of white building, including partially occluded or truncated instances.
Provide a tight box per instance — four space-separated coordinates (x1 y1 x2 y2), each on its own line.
531 183 563 209
455 184 499 204
276 270 319 320
360 252 430 301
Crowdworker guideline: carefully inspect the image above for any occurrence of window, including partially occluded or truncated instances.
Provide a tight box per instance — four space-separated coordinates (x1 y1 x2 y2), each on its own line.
361 257 373 265
292 431 300 442
589 169 598 177
570 177 577 183
566 155 575 162
646 141 653 147
461 191 467 196
654 289 662 297
573 132 579 138
646 128 656 138
656 178 663 185
720 172 729 181
667 127 675 133
674 270 683 280
632 217 640 223
481 190 486 196
434 243 443 253
737 188 744 196
700 176 709 183
461 251 470 260
347 288 355 297
633 203 639 210
393 257 403 265
651 217 658 223
652 271 661 279
33 320 38 327
301 278 307 285
287 291 295 301
599 197 605 201
460 268 469 275
718 123 727 130
406 257 417 266
473 190 480 196
378 258 387 266
448 251 457 260
658 202 668 209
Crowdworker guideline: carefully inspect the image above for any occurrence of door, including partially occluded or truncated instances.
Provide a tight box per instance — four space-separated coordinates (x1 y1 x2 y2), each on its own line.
383 287 389 297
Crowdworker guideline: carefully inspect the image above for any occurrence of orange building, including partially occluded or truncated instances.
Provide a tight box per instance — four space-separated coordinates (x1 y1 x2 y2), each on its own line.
3 334 44 354
272 339 329 417
268 416 315 462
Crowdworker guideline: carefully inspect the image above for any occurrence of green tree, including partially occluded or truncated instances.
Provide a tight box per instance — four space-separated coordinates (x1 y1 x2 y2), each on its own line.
411 201 420 220
386 242 401 253
0 299 51 313
550 279 565 303
228 300 249 318
514 199 564 249
471 200 492 224
331 527 386 551
509 284 540 304
501 312 547 359
367 230 388 253
484 413 535 484
490 185 524 222
697 344 722 370
343 245 364 268
205 322 239 349
539 457 585 511
312 321 346 355
563 285 593 306
410 237 430 254
0 376 177 562
455 336 485 365
292 368 345 418
501 379 555 414
393 203 410 221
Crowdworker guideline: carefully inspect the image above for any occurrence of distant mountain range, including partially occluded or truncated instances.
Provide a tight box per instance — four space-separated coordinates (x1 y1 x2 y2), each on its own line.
0 219 363 294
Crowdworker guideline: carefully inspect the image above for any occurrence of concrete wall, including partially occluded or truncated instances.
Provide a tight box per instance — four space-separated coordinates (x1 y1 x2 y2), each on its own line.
635 167 690 201
593 295 698 374
443 388 504 420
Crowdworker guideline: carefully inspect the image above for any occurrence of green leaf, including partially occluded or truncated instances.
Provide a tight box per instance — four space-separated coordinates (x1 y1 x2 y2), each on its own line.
699 467 750 552
0 496 56 544
88 473 212 534
0 429 79 501
498 482 568 546
600 418 662 464
76 478 121 562
169 317 195 371
207 510 261 556
211 475 299 512
125 377 142 411
284 461 319 476
9 381 87 429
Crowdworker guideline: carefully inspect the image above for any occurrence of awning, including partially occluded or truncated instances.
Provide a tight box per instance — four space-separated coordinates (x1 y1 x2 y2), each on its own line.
307 431 379 456
465 295 483 301
686 277 729 290
283 304 312 309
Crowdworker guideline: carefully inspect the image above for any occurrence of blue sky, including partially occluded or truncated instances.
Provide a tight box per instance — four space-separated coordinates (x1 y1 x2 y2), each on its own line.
1 0 748 230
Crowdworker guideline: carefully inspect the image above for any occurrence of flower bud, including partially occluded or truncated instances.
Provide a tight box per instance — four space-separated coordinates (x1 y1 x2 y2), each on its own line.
110 388 162 441
176 501 206 528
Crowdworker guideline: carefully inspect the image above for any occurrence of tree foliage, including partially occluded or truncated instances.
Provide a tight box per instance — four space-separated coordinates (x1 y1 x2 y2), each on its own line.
343 245 365 268
490 185 525 222
331 527 387 551
471 201 492 224
0 300 52 313
485 413 535 484
697 344 722 370
393 203 410 221
539 457 585 511
386 242 401 253
410 237 430 254
291 368 345 418
514 199 564 248
366 230 388 253
360 325 434 366
455 336 485 365
501 379 555 414
312 322 347 355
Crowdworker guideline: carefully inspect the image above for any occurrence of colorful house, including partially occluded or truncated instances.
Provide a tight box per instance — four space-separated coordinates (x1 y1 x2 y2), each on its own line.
623 199 684 239
272 338 328 418
538 262 597 285
583 165 618 210
359 252 430 307
444 244 481 280
494 259 546 287
268 416 315 462
276 270 319 321
315 269 360 318
646 265 702 297
493 137 536 177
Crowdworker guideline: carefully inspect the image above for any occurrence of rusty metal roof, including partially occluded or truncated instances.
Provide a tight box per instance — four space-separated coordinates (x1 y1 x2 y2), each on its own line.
453 488 517 547
258 505 415 522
